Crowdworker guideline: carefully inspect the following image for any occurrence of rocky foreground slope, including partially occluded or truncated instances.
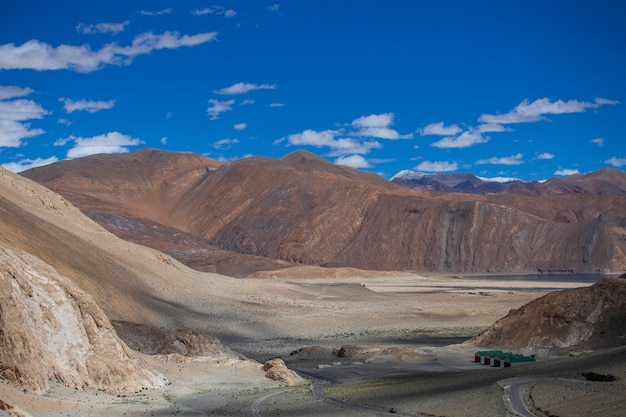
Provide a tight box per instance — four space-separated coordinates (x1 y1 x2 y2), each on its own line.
22 149 626 274
468 276 626 350
0 246 167 394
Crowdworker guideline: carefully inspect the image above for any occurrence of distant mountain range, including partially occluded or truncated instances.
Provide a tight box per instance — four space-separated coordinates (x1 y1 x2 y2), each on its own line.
22 149 626 274
391 168 626 195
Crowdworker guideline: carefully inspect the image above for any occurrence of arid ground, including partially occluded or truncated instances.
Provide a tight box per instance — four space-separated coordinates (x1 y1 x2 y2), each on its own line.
2 272 623 417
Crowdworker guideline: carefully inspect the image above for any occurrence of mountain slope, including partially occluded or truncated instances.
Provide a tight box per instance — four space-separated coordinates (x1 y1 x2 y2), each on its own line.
0 246 167 394
468 277 626 349
22 149 626 273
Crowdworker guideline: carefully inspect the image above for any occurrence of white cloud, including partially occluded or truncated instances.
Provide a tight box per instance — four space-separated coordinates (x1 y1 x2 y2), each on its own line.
606 157 626 167
478 97 619 124
476 153 524 165
240 99 255 105
431 130 489 149
2 156 58 173
415 160 458 172
207 99 234 120
57 118 72 126
56 131 143 159
213 138 239 149
192 8 214 16
214 82 277 95
477 123 508 133
536 152 554 160
269 102 285 107
326 138 382 156
0 92 48 148
60 98 115 113
420 121 462 136
0 119 44 147
591 137 604 147
76 21 129 35
284 129 338 147
269 4 281 12
352 113 394 128
233 123 247 131
0 85 33 100
192 6 236 17
477 175 521 183
334 155 371 169
554 168 580 176
141 9 173 16
282 128 381 156
0 31 218 72
0 99 49 121
351 113 413 139
160 136 167 145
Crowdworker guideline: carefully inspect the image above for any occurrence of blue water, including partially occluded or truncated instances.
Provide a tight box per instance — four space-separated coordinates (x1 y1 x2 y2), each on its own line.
462 273 609 284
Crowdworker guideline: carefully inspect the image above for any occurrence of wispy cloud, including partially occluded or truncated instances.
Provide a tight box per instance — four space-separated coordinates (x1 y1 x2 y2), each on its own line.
476 153 524 165
192 6 237 17
213 138 239 149
55 131 143 159
214 82 277 95
0 31 218 72
2 156 58 173
606 156 626 167
268 4 281 12
0 87 48 147
478 97 619 125
140 9 173 16
415 160 458 172
207 99 234 120
0 85 34 100
419 121 462 136
554 168 579 176
60 98 115 113
591 137 604 147
233 123 247 131
335 154 371 169
76 21 129 35
269 102 284 107
536 152 554 160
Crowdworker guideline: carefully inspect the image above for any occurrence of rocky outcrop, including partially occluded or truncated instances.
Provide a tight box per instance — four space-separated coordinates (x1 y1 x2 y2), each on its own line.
0 246 167 394
22 149 626 274
467 277 626 350
112 321 244 360
262 358 304 386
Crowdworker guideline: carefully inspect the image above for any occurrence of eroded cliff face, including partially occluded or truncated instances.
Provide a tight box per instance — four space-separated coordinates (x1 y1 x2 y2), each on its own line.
21 149 626 274
468 277 626 350
0 246 167 394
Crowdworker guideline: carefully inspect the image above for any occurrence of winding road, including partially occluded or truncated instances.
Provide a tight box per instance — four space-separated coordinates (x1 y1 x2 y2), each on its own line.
509 379 539 417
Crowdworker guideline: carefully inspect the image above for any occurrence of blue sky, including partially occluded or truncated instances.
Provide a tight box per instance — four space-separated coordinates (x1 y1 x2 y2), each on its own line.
1 1 625 181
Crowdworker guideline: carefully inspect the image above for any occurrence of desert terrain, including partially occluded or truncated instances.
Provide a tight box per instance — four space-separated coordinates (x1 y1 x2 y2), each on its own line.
2 269 624 417
2 160 625 417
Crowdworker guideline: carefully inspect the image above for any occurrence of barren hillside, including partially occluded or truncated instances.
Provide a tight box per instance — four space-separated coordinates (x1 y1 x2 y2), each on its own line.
22 149 626 273
468 277 626 350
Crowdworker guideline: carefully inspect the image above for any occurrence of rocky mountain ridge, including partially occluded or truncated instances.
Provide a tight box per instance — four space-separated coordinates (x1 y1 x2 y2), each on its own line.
468 276 626 350
22 149 626 274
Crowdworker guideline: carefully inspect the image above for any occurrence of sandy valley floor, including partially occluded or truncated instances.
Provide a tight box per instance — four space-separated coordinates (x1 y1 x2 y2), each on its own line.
1 273 624 417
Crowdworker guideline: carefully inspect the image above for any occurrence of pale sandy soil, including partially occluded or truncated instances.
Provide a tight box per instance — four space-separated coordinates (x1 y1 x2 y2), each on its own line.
3 273 619 417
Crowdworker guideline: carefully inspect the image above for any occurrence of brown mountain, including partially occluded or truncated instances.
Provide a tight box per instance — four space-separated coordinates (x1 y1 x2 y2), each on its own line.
467 276 626 349
22 149 626 274
502 168 626 196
